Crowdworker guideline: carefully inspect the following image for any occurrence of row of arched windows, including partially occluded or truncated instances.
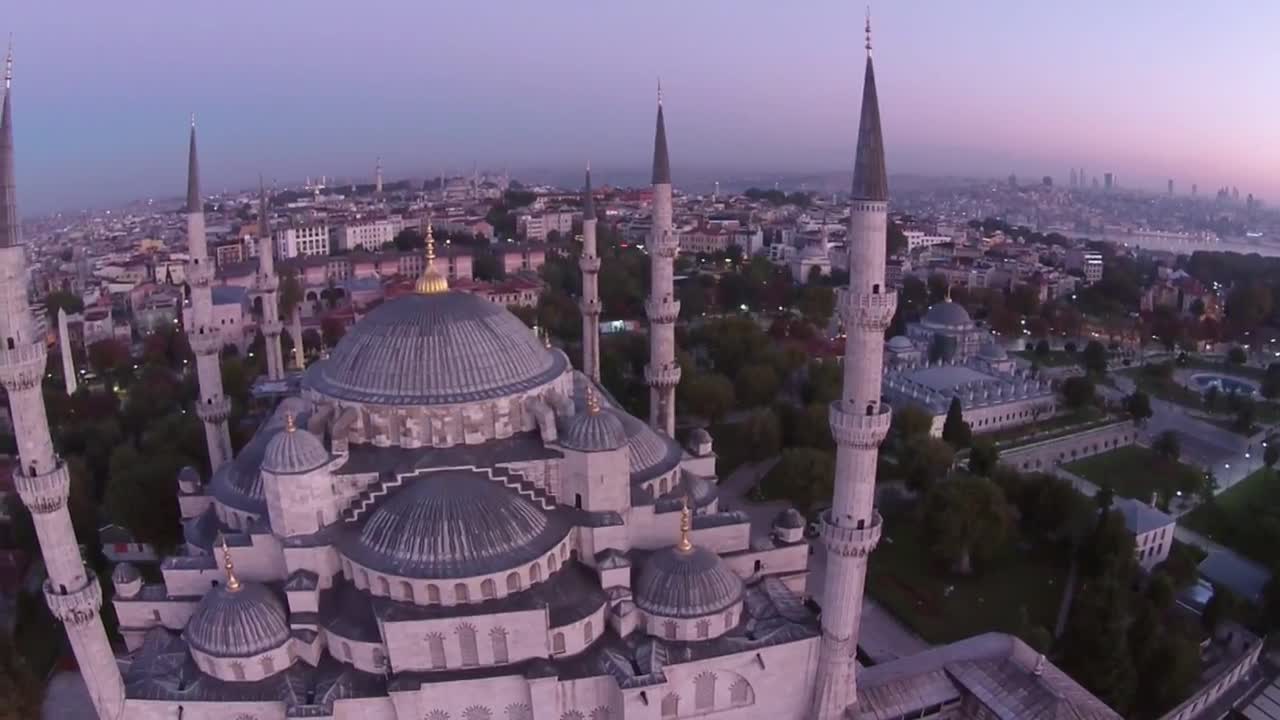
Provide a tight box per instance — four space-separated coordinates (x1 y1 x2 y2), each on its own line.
660 673 753 718
344 545 567 606
425 625 510 669
550 620 595 655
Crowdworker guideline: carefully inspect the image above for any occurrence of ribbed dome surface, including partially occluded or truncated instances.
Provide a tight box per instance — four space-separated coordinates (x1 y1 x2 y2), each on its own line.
344 470 569 579
635 545 744 619
210 425 281 514
619 412 683 480
303 292 567 405
262 427 329 475
561 409 627 452
886 335 915 352
923 300 973 329
184 582 290 658
111 562 140 584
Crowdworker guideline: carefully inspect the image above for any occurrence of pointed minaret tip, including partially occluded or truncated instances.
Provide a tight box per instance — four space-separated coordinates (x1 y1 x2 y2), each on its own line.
186 116 201 212
865 6 872 56
4 36 12 90
651 81 672 185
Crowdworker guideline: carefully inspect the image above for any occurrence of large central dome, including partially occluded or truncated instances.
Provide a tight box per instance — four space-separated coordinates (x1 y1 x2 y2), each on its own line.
304 292 567 406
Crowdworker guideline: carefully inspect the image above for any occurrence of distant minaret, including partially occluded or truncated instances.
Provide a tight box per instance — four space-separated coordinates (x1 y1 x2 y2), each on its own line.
183 117 233 471
579 164 602 382
1 47 125 720
256 179 285 381
809 13 896 719
644 81 680 435
375 156 383 194
57 307 76 394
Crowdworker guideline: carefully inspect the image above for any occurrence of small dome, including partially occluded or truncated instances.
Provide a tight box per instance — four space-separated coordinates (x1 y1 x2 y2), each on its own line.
185 582 290 658
111 562 140 584
561 408 627 452
619 412 683 481
635 545 744 619
923 300 973 329
886 335 914 352
262 421 329 475
774 508 805 530
344 470 569 579
979 342 1008 360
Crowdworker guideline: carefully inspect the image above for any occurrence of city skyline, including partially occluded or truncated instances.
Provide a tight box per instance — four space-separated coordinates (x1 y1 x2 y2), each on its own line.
3 0 1278 213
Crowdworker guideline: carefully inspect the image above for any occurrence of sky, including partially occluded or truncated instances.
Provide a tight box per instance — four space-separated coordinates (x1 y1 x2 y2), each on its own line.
2 1 1278 213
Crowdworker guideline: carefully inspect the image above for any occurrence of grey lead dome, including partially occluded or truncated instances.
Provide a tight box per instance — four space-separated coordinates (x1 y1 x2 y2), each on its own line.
560 408 627 452
304 292 567 406
922 300 973 330
184 582 290 658
261 426 329 475
635 545 744 619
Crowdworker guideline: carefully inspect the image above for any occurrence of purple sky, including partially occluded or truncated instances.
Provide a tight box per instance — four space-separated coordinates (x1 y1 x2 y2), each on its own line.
3 1 1277 213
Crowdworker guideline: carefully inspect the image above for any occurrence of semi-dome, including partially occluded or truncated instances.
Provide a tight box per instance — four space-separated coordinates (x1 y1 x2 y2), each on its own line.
886 335 914 352
261 418 329 475
343 470 569 579
184 582 290 658
210 427 280 514
303 292 567 406
561 407 627 452
922 300 973 329
619 412 683 481
635 545 744 619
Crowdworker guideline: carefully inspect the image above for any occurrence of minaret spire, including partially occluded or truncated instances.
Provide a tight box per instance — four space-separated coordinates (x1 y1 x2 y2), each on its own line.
579 163 602 381
256 172 285 380
0 38 17 249
186 115 201 213
645 83 680 434
865 6 872 56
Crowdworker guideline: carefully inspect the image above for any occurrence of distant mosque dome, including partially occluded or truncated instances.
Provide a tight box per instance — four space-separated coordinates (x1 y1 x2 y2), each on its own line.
922 299 974 330
886 335 915 353
979 342 1008 361
635 544 744 619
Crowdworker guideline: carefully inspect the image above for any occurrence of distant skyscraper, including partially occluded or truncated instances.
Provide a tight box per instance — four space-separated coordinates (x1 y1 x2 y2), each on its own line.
1104 172 1114 191
1042 175 1053 188
1192 183 1198 196
1168 179 1174 195
1069 168 1077 187
1007 173 1017 188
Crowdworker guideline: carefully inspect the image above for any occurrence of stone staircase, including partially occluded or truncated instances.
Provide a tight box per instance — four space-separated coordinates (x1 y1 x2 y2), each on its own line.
341 464 555 523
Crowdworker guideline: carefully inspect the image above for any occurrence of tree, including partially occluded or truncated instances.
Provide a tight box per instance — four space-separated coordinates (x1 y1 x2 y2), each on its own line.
1263 363 1280 400
1235 401 1257 434
0 632 42 720
890 405 934 444
1133 631 1201 716
1202 585 1239 634
921 475 1014 575
901 437 955 494
941 396 971 448
44 289 84 321
1264 441 1279 475
87 337 130 379
734 364 780 409
1227 345 1248 365
741 408 782 463
320 315 346 347
967 438 1000 477
759 447 834 511
1034 338 1050 357
1059 574 1137 714
1152 430 1181 464
1060 375 1096 410
1124 391 1153 425
104 443 183 550
680 373 735 424
797 286 835 326
1081 340 1108 375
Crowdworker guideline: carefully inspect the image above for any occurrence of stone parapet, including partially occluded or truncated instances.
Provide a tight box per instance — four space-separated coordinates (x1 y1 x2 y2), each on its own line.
14 462 70 515
644 297 681 324
0 342 48 392
644 362 682 389
578 256 601 273
257 273 280 291
187 329 222 357
185 262 214 287
837 288 898 331
261 320 285 336
580 298 602 316
828 402 892 449
197 397 233 425
44 571 103 627
821 509 882 558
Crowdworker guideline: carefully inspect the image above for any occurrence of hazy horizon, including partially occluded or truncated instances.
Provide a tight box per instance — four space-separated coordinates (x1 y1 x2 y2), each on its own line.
3 1 1277 214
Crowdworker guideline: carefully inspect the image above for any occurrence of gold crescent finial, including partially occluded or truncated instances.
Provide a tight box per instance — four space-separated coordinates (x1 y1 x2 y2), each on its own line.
677 499 693 552
285 413 296 432
4 36 12 90
587 385 601 415
657 77 663 106
219 535 241 592
415 221 448 294
865 6 872 55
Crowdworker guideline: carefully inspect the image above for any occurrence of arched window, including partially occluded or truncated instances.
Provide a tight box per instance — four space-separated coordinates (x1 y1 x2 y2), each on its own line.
506 572 522 593
695 672 716 711
372 648 387 671
358 569 369 589
458 624 479 667
729 677 753 705
454 583 470 603
491 627 509 664
481 578 497 599
724 609 735 628
427 584 441 604
547 554 557 573
316 509 324 528
664 620 677 640
560 545 568 561
342 641 352 660
377 576 390 596
230 661 245 681
696 619 710 639
552 632 565 654
530 563 543 584
583 621 593 644
400 581 413 602
260 655 274 675
425 633 447 669
661 693 680 719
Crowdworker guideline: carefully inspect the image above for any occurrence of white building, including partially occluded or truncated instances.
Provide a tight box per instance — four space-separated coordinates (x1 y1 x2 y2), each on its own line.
274 223 331 258
335 219 402 252
904 229 952 252
518 211 575 242
1115 497 1175 571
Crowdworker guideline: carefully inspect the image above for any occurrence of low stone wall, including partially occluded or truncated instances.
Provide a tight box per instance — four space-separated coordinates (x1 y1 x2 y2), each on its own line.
999 420 1141 473
1158 635 1264 720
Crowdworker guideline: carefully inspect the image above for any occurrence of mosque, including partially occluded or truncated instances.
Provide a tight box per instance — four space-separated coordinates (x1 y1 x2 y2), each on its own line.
3 26 1118 720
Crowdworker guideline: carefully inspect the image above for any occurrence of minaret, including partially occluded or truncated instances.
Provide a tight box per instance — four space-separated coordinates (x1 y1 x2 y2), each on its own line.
256 178 285 381
579 164 602 382
809 15 896 719
374 157 383 194
644 82 680 435
183 118 233 471
1 48 125 720
57 307 77 394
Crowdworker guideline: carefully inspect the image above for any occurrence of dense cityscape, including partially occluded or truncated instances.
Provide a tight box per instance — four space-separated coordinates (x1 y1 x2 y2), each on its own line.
4 8 1280 720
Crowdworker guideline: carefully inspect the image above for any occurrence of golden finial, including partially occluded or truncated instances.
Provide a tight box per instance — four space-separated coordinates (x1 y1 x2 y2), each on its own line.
865 6 872 56
285 412 296 433
677 499 693 552
587 385 601 415
542 326 552 349
4 36 12 90
219 535 241 592
190 111 196 129
415 221 448 294
657 77 663 106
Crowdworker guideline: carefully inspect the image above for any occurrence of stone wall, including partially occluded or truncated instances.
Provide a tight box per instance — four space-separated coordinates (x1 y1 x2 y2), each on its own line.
999 421 1140 473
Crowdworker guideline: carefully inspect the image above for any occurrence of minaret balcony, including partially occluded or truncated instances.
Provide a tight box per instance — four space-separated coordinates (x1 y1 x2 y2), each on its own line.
44 571 103 627
820 509 882 558
197 397 233 425
579 256 601 273
828 401 892 449
649 234 679 258
644 362 682 389
185 262 215 287
187 328 223 357
257 273 280 291
0 342 48 392
644 297 681 324
836 288 897 331
261 319 285 336
580 298 602 316
15 462 70 515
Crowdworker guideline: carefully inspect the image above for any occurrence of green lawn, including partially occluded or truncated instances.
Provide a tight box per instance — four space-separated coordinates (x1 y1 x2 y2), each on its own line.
980 407 1115 449
866 516 1068 645
1182 468 1280 566
1065 445 1203 501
